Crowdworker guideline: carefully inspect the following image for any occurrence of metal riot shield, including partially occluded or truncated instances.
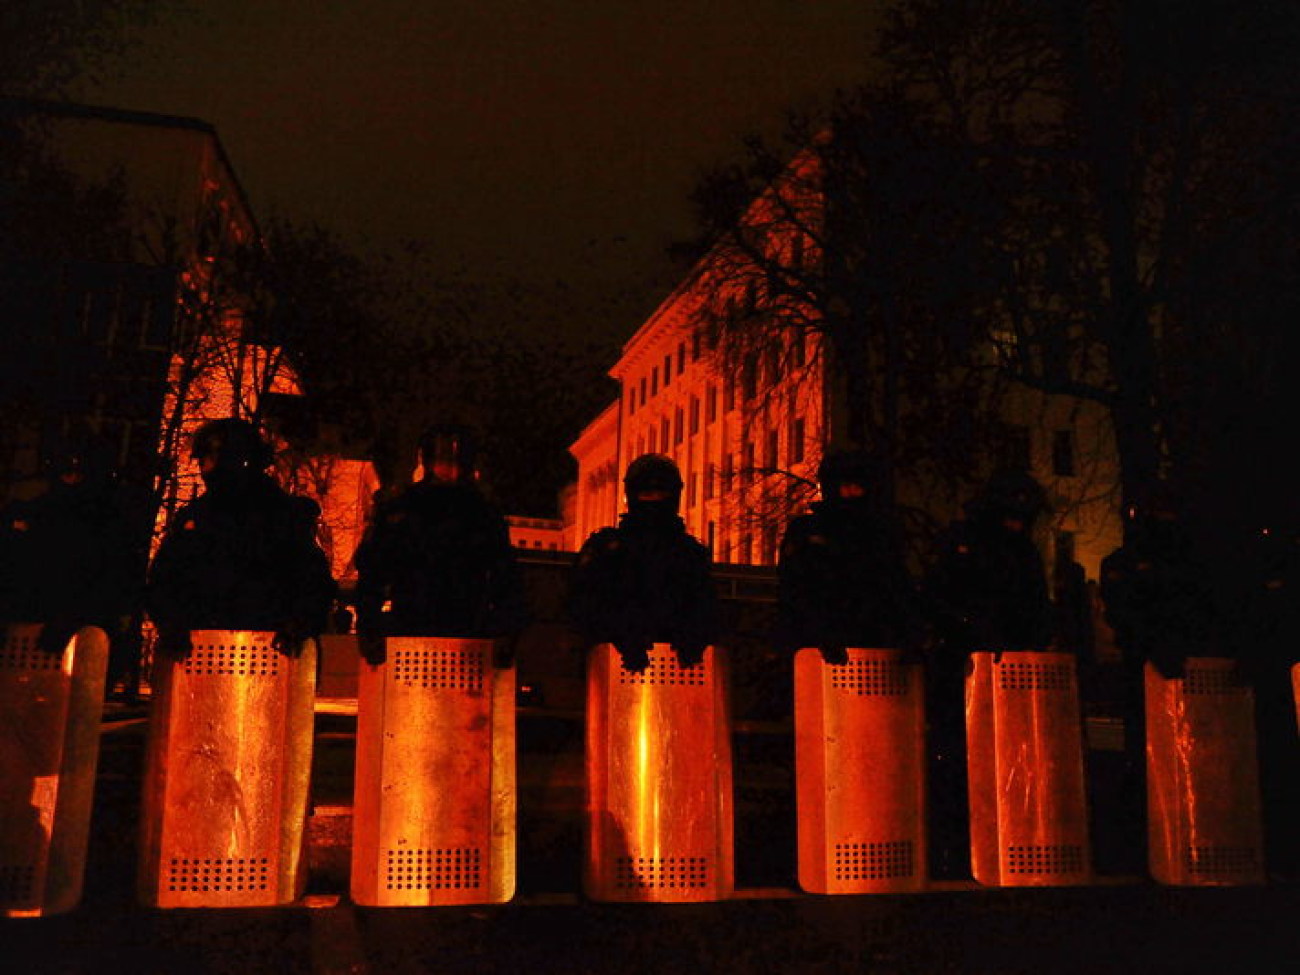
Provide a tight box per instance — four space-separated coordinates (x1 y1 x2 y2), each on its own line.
351 637 515 906
1146 659 1264 885
1 624 109 917
794 647 926 893
139 631 317 908
966 651 1091 887
584 643 734 903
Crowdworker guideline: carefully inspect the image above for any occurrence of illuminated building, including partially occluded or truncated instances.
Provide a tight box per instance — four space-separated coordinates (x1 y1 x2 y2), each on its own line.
571 145 1122 578
0 101 375 578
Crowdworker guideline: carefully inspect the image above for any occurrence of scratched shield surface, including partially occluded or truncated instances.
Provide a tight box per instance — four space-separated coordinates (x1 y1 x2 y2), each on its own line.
139 631 316 907
794 647 926 894
966 651 1091 887
1146 658 1264 886
1 624 108 917
351 637 515 907
584 643 734 903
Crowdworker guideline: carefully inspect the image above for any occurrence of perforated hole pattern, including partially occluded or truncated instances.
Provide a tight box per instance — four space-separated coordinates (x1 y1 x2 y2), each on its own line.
834 841 915 880
614 855 711 889
618 654 707 686
0 630 62 671
1006 845 1086 875
0 864 36 902
385 847 483 891
830 658 910 696
998 661 1075 692
390 647 484 691
1184 668 1247 696
183 642 279 678
1186 845 1260 877
167 857 270 892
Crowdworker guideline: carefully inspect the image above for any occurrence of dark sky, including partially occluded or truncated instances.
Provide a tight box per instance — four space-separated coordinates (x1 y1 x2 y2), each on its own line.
74 1 885 342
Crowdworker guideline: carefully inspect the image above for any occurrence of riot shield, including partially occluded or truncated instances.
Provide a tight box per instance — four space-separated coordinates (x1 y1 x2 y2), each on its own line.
1146 658 1264 885
1 624 109 917
584 643 734 902
138 631 317 907
351 637 515 906
966 651 1091 886
795 647 926 893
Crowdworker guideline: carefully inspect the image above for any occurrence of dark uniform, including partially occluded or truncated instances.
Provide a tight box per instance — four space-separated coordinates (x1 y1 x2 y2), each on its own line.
1099 485 1215 872
0 437 150 678
777 450 922 663
353 426 525 664
147 419 335 658
923 469 1053 879
571 454 717 672
1235 522 1300 878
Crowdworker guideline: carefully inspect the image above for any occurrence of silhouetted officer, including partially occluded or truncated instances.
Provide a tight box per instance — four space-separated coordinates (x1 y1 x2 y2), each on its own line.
1099 483 1214 873
571 454 717 672
353 425 525 666
0 432 150 665
923 468 1052 879
1235 520 1300 878
778 449 922 664
147 419 335 659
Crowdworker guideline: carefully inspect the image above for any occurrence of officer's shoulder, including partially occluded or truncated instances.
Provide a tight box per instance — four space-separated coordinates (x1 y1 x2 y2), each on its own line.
287 494 321 521
582 527 623 553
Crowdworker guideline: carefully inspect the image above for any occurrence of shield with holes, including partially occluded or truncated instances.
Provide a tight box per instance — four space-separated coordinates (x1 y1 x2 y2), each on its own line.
350 637 515 906
138 631 316 907
966 651 1091 886
584 643 734 903
794 647 926 893
1146 659 1264 885
1 624 108 917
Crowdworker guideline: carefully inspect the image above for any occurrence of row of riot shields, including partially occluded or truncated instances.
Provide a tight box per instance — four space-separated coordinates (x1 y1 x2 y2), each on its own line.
1 627 1276 915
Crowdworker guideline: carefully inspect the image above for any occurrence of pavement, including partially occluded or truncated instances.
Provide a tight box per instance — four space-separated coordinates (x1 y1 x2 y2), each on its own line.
6 699 1300 974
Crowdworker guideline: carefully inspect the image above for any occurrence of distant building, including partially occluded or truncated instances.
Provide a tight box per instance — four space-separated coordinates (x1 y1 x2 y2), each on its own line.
1 101 376 578
507 515 565 553
570 143 1122 579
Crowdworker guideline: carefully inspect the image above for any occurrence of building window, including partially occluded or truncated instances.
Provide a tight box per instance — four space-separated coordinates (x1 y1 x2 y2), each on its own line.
690 396 700 436
705 462 715 500
664 354 672 386
792 331 805 367
722 453 733 487
660 418 670 451
765 429 779 470
688 472 698 508
1052 430 1076 477
742 442 754 481
706 386 717 424
648 428 657 453
707 521 716 555
674 408 683 446
627 386 636 415
692 333 701 361
651 367 659 397
740 533 753 565
791 417 805 464
741 354 758 401
724 379 735 413
677 342 686 375
640 377 647 405
997 423 1032 471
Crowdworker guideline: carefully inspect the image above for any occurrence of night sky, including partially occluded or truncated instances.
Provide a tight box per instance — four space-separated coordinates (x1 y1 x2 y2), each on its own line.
73 2 886 344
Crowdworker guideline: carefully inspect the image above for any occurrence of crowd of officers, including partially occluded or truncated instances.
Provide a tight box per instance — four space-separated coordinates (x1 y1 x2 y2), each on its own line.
2 419 1297 882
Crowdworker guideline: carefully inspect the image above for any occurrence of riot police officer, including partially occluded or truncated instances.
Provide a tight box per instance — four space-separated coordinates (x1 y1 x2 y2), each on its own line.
923 468 1053 879
1099 482 1214 873
570 454 717 671
147 418 335 659
0 431 150 668
353 424 525 666
777 449 922 663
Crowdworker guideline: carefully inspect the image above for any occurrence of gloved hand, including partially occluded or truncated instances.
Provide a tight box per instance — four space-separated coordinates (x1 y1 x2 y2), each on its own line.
272 621 309 658
614 639 651 674
37 618 79 656
156 627 193 661
493 635 519 670
819 644 848 666
675 642 706 668
358 632 387 667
